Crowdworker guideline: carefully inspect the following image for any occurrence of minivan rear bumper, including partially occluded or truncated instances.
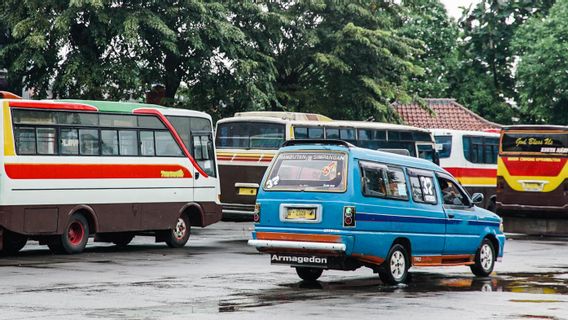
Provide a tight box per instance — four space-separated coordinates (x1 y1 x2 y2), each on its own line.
248 239 346 252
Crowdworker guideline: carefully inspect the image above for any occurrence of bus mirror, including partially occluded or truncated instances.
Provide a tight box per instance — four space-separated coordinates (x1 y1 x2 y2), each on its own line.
471 193 484 205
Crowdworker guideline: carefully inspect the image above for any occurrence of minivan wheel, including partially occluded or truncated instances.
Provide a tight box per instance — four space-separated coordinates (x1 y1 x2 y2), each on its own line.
470 239 495 277
379 244 409 285
295 267 323 282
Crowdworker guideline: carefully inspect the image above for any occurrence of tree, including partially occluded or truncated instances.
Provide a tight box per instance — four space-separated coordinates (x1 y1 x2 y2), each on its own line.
397 0 459 98
513 1 568 124
448 0 555 124
265 1 424 122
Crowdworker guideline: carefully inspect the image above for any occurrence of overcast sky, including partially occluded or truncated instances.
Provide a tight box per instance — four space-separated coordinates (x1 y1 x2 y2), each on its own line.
441 0 480 19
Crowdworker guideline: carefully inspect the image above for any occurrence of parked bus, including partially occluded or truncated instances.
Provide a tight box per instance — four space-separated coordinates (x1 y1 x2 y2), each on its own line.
0 97 221 255
431 129 499 211
215 112 437 219
496 125 568 234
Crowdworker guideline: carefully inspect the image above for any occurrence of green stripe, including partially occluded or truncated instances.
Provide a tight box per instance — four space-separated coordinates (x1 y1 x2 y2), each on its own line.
56 100 167 114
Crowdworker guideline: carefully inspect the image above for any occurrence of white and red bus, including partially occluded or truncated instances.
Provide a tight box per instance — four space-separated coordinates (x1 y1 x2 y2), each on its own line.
431 129 499 211
0 93 221 255
216 112 437 219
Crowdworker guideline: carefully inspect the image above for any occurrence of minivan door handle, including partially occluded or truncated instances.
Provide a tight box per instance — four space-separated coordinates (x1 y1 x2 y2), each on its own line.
447 213 455 219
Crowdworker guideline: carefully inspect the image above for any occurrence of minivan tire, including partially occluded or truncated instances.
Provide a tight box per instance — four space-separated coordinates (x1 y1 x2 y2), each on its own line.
470 238 495 277
295 267 323 282
379 244 410 285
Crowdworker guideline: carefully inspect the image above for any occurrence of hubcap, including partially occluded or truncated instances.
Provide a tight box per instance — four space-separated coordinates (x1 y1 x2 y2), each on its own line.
173 218 187 240
480 243 493 271
390 250 406 281
68 221 84 246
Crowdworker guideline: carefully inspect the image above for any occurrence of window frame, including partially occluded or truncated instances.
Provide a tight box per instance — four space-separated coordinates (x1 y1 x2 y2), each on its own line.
359 160 409 201
436 173 472 208
462 135 499 164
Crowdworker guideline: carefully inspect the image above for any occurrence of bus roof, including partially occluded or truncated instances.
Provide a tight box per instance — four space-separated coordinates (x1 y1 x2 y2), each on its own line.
430 128 500 137
234 111 332 122
56 100 211 119
280 144 444 173
503 125 568 131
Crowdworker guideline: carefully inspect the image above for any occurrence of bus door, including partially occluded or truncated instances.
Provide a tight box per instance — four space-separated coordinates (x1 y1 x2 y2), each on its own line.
191 129 217 201
436 173 481 255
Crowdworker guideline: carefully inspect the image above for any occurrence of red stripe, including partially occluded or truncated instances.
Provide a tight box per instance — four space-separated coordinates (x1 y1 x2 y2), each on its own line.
444 167 497 178
133 108 208 178
501 157 567 177
9 100 98 111
5 163 192 179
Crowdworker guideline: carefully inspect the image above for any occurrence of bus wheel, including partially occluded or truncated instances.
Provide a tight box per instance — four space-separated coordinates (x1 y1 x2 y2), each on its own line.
470 239 495 277
48 214 89 254
379 244 410 285
112 234 135 248
295 267 323 282
165 214 190 248
1 230 28 255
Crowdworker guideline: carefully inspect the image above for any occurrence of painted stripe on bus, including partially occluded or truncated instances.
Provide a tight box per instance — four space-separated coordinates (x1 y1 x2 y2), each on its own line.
444 167 497 178
4 163 192 179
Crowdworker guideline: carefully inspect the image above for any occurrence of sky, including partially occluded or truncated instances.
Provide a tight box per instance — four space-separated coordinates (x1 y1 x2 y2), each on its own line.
441 0 480 19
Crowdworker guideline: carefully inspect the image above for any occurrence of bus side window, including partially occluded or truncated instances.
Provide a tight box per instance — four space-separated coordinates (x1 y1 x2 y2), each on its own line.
101 130 119 156
119 130 138 156
15 127 37 154
60 128 79 155
155 131 182 156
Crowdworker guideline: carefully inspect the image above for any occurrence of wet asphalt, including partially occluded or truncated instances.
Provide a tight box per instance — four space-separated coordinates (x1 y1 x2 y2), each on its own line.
1 222 568 319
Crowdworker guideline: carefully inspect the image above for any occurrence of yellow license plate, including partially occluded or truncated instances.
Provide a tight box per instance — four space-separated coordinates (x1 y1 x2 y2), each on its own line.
286 208 316 220
238 187 257 196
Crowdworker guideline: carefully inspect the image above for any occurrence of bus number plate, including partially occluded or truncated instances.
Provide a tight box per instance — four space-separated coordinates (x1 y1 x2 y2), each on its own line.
238 188 257 196
286 208 316 220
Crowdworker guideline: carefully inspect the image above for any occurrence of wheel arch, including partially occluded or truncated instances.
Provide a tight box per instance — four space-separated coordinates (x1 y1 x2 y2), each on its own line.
484 233 500 257
179 202 205 227
67 205 98 235
392 237 412 259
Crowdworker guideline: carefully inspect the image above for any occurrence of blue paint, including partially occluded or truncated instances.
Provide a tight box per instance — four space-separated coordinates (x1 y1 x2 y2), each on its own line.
251 143 506 273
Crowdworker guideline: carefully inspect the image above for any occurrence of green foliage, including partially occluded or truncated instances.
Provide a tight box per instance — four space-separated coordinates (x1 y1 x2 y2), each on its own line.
268 1 423 122
513 1 568 124
398 0 459 98
448 0 555 124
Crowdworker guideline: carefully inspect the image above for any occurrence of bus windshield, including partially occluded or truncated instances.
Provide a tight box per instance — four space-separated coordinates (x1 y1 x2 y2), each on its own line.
501 132 568 155
216 121 285 150
264 152 347 192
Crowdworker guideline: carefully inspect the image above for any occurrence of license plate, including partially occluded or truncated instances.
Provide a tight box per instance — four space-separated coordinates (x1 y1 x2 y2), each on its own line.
238 187 257 196
271 254 328 267
286 208 316 220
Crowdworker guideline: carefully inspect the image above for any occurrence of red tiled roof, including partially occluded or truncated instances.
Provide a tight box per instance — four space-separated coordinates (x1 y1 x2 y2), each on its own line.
394 99 501 131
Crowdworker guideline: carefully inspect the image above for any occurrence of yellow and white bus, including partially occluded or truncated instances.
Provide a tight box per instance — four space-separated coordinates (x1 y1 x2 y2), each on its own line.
0 93 221 255
215 112 437 219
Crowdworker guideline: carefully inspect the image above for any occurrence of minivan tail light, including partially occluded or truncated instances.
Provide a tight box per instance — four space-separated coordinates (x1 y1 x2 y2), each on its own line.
253 203 261 223
343 206 356 227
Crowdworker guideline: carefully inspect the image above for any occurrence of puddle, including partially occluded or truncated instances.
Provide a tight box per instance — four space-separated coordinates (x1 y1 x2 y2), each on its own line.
218 271 568 312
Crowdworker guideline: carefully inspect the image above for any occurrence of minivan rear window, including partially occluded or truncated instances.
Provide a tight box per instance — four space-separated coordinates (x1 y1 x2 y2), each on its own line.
264 152 347 192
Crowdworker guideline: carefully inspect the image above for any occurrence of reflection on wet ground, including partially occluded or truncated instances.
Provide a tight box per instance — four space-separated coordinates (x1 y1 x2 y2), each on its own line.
219 271 568 312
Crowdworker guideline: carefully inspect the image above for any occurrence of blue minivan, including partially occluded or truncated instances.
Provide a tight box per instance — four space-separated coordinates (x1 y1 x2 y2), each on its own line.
248 140 505 284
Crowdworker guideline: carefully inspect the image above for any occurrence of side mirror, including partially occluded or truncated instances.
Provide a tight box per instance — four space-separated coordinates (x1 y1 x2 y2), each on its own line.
471 193 484 205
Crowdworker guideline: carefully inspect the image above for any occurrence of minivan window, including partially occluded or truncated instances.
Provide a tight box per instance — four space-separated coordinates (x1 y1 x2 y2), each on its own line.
438 176 470 206
360 161 408 200
264 152 347 192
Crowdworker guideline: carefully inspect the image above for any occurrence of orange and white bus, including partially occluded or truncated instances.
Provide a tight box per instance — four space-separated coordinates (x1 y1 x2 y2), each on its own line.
215 112 437 219
431 129 499 211
497 125 568 234
0 94 221 255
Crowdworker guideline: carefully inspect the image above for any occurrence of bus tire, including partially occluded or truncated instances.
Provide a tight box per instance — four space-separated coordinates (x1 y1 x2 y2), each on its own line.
1 230 28 255
165 213 190 248
295 267 323 282
379 244 410 285
48 214 89 254
470 238 495 277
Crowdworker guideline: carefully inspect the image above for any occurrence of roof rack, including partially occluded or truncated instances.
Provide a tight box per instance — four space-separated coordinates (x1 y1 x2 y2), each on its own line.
281 139 353 148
